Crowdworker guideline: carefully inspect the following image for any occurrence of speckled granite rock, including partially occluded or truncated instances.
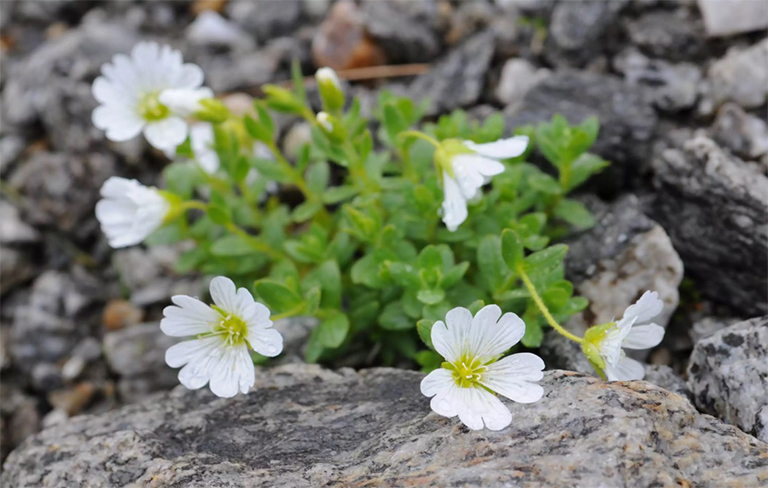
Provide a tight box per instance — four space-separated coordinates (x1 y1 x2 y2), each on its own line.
688 316 768 443
3 365 767 487
651 136 768 315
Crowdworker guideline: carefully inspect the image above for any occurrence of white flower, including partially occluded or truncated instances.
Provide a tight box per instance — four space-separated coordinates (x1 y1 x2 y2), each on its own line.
420 305 545 431
161 276 283 398
95 177 170 248
441 136 529 232
189 123 220 174
91 41 212 151
594 291 666 381
315 67 341 89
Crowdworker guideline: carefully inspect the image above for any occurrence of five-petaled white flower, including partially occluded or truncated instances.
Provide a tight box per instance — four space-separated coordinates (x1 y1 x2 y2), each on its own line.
92 41 212 151
587 291 666 381
441 136 529 232
161 276 283 398
95 176 170 248
421 305 545 431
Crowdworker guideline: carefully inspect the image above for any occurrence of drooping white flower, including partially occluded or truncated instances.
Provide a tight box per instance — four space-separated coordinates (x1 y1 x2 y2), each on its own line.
421 305 545 431
589 291 666 381
161 276 283 398
95 177 170 248
189 123 220 174
441 136 529 232
91 41 212 151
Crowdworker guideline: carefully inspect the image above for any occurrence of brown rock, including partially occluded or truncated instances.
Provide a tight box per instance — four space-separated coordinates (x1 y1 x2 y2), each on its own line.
312 0 386 70
102 299 144 331
47 382 96 416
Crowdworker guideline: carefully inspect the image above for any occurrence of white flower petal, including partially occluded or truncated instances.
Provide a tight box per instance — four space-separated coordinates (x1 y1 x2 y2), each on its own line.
92 105 144 142
189 123 220 173
468 305 525 362
95 177 169 248
451 155 503 199
431 307 473 363
622 291 664 325
598 316 636 367
165 336 222 368
158 87 213 117
175 63 205 89
247 327 283 357
604 355 646 381
440 171 468 232
209 276 239 314
456 387 512 431
143 117 188 151
208 344 254 398
463 136 529 160
480 353 545 404
420 368 454 398
161 295 221 337
622 324 665 350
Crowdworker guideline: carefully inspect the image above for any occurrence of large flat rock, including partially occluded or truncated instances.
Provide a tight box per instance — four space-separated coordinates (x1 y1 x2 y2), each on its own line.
3 365 767 487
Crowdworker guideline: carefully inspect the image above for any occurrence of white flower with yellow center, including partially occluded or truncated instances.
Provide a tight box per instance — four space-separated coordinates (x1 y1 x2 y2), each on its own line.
161 277 283 398
95 176 171 248
420 305 545 431
91 41 212 151
439 136 529 232
582 291 666 381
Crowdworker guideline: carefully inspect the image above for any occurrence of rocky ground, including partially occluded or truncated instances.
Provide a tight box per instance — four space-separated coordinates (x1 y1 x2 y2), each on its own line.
1 0 767 484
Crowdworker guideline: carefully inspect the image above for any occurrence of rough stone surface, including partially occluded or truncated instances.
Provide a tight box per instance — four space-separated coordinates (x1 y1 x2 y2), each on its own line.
360 0 441 64
409 31 495 116
625 8 707 62
651 136 768 315
710 102 768 162
226 0 302 43
494 58 551 107
697 0 768 37
688 316 768 442
644 365 691 400
504 72 657 192
706 38 768 110
3 365 768 487
545 0 626 67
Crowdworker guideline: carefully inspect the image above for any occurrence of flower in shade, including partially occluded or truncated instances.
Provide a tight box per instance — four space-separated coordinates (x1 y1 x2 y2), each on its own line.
582 291 666 381
440 136 529 232
421 305 545 431
161 276 283 398
95 176 170 248
91 41 212 151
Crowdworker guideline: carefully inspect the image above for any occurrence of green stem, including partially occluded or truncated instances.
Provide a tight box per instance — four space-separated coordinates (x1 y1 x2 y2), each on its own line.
517 265 584 344
180 200 208 212
398 131 440 148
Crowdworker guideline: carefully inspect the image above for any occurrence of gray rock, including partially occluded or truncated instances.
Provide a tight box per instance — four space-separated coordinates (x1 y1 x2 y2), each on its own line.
185 10 255 51
8 151 115 240
690 316 739 344
710 103 768 162
544 195 683 371
504 72 657 191
0 135 25 177
409 31 495 116
494 58 551 107
706 38 768 110
626 8 706 62
103 323 181 404
545 0 626 67
644 364 691 399
3 365 768 487
0 247 36 295
0 200 39 245
688 316 768 442
697 0 768 37
651 136 768 315
613 48 702 112
226 0 302 43
200 48 280 93
360 0 441 64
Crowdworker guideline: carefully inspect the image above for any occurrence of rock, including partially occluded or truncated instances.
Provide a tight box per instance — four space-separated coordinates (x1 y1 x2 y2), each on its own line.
48 382 96 416
651 136 768 315
273 317 317 364
102 322 181 403
31 363 64 393
710 103 768 162
643 364 691 399
102 299 144 331
409 31 495 116
545 0 626 67
706 38 768 110
688 316 768 442
625 8 706 62
312 0 387 70
4 365 768 487
200 49 280 93
0 384 40 463
0 200 39 244
543 195 683 372
226 0 301 43
613 48 702 113
690 316 739 344
0 247 36 295
494 58 551 107
697 0 768 37
0 135 25 177
186 10 255 51
504 71 657 192
359 0 441 64
282 121 313 161
8 151 116 240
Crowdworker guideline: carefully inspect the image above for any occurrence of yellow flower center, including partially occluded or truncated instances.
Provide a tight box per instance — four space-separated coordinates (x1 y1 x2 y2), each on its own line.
138 92 170 122
212 307 248 347
443 354 488 388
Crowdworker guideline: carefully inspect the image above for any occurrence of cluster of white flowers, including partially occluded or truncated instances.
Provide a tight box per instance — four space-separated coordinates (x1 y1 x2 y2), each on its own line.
440 136 529 232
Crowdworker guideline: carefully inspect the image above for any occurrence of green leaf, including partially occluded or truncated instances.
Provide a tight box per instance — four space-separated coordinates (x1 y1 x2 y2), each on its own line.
315 260 342 309
566 153 609 191
554 199 595 228
379 301 414 330
255 101 275 136
175 245 207 273
524 244 568 275
383 104 408 143
417 245 443 270
318 312 349 348
417 319 434 349
440 262 469 288
244 114 272 143
251 157 291 183
292 201 322 222
528 173 562 195
254 280 303 314
207 205 231 225
210 235 256 256
494 289 530 301
386 262 422 290
291 59 307 104
306 161 330 194
304 327 324 363
521 320 544 347
350 249 394 289
322 185 357 204
477 235 508 292
417 288 445 305
163 162 202 198
501 229 524 269
414 350 442 373
543 287 569 309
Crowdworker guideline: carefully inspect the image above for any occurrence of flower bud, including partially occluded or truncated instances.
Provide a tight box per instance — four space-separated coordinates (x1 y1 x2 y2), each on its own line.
316 111 346 142
315 67 345 113
194 98 231 124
